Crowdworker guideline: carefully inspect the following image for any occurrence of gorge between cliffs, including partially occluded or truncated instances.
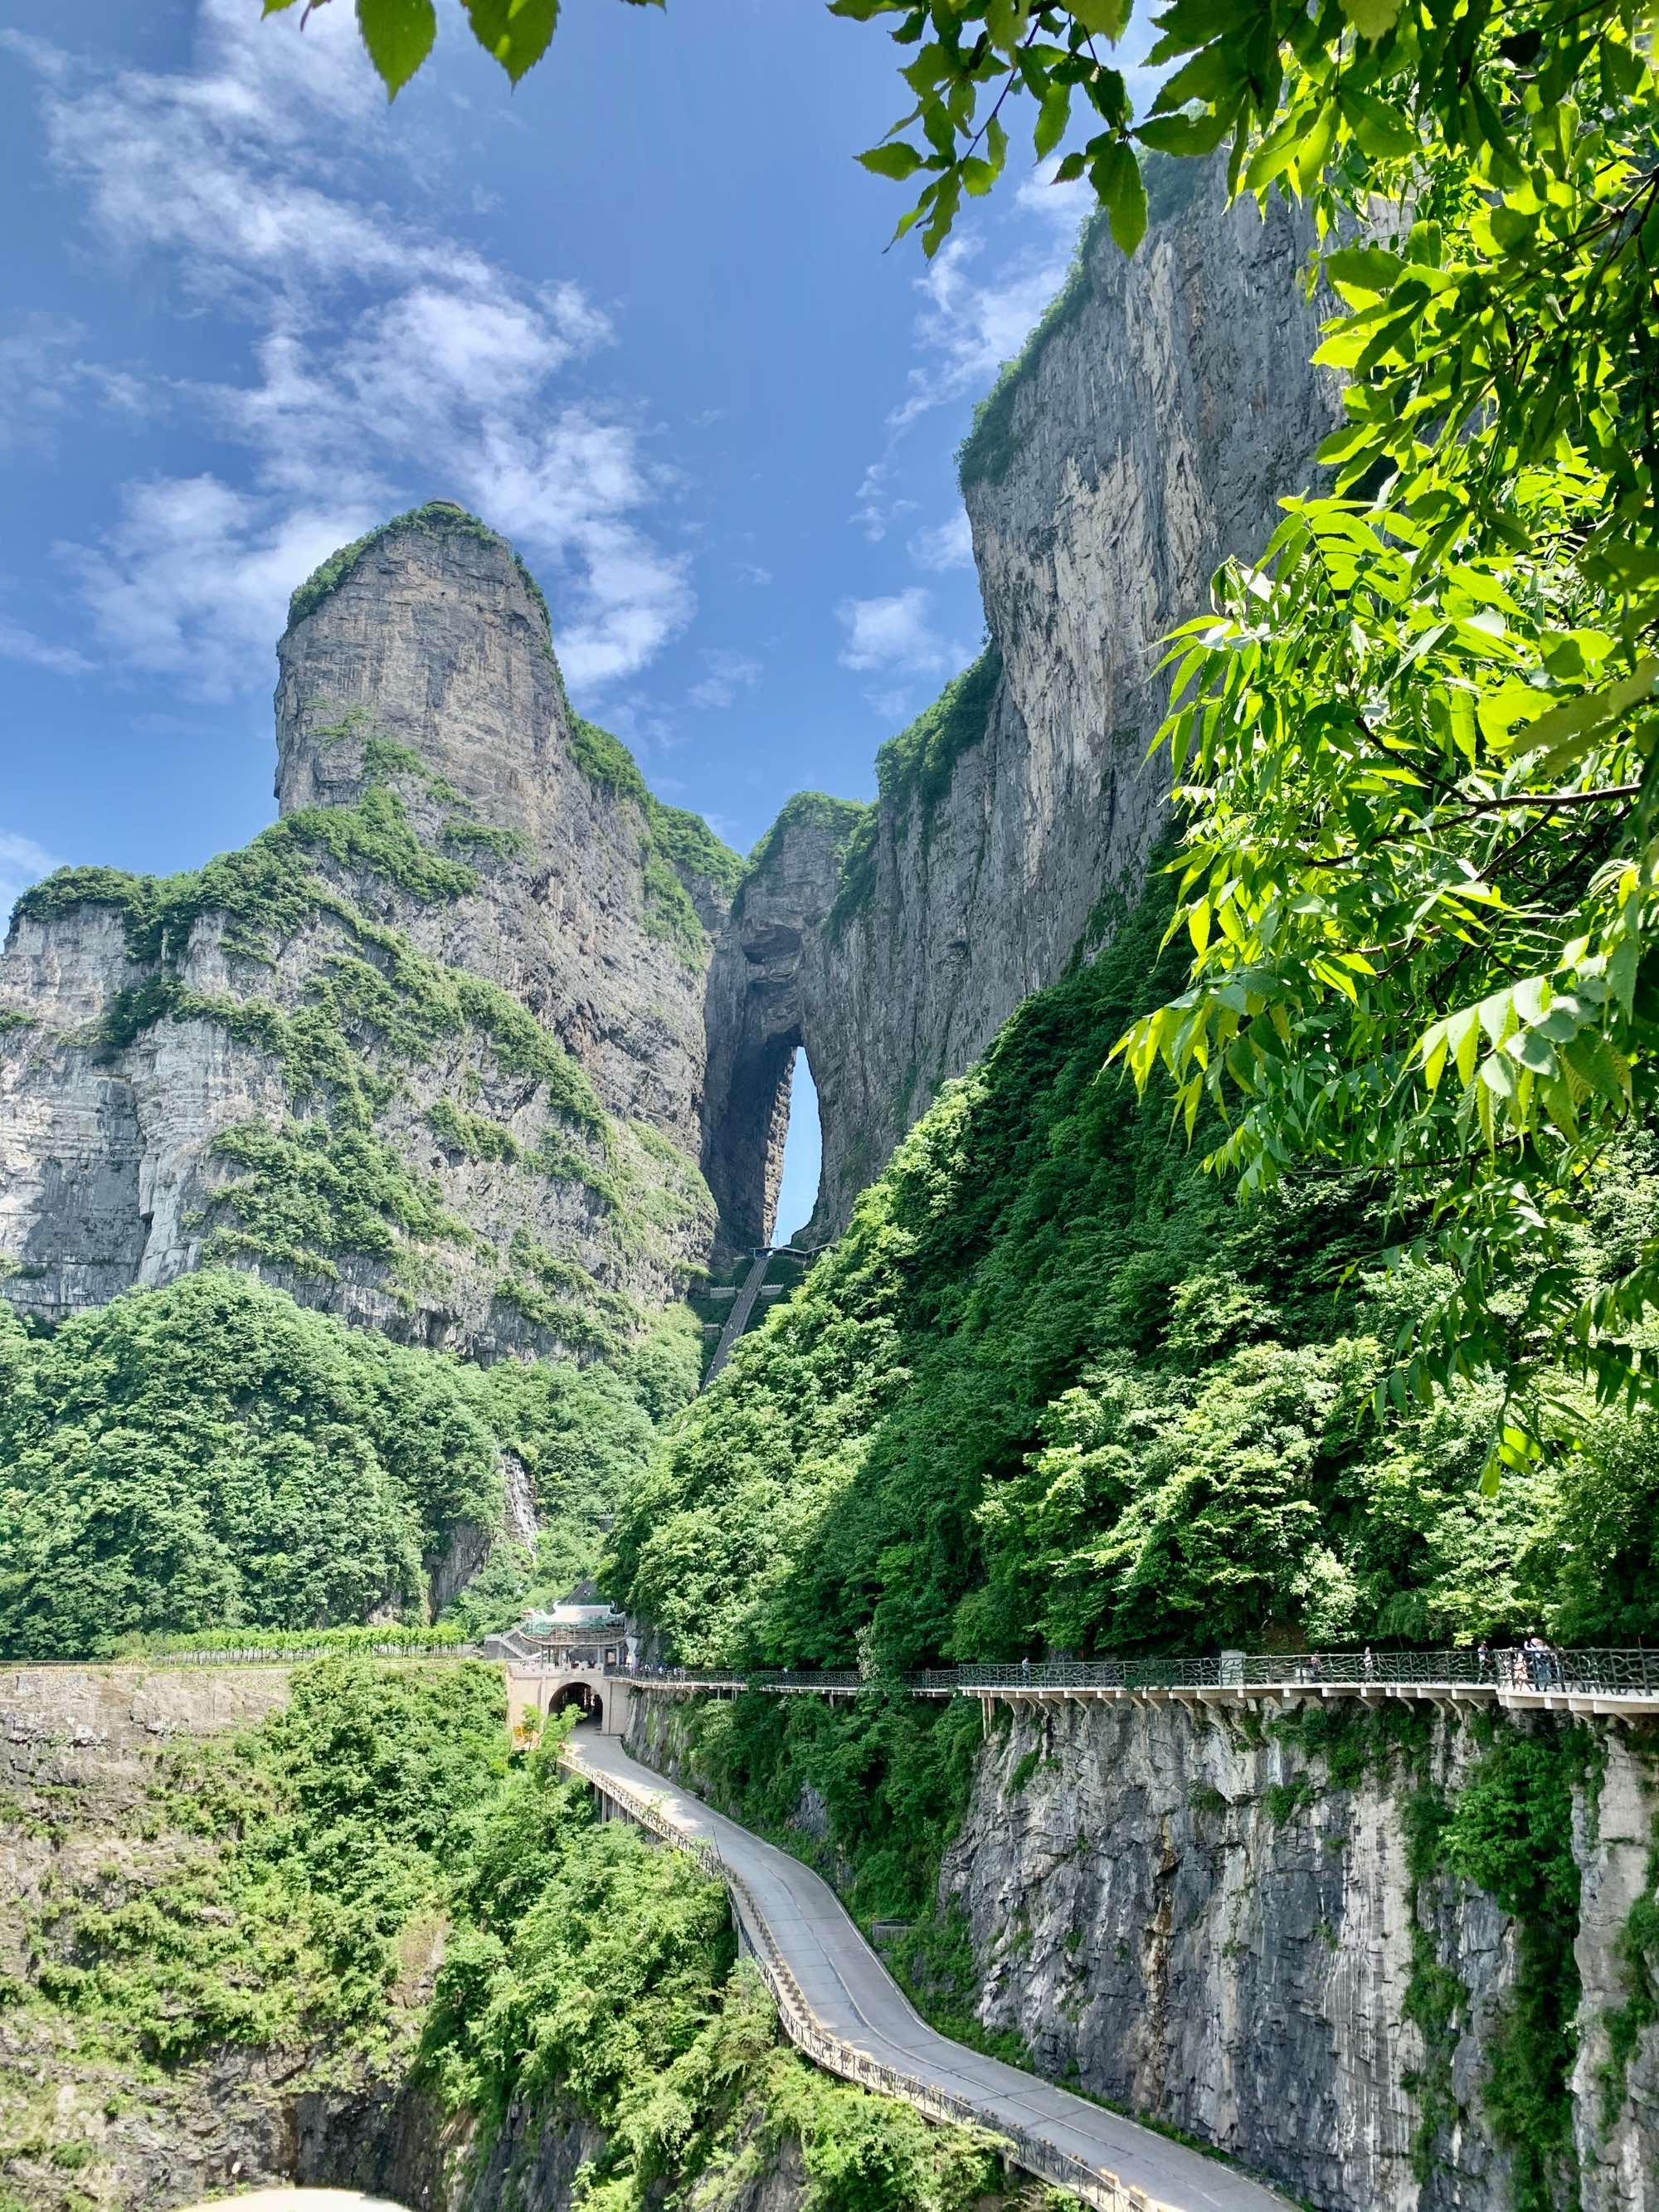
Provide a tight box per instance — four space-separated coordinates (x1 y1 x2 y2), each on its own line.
3 152 1659 2212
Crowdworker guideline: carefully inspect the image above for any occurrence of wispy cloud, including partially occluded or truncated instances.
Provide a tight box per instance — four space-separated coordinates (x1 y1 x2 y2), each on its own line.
837 588 953 678
0 315 148 460
17 0 693 699
688 649 761 711
0 616 92 677
0 829 62 928
908 511 975 572
855 162 1090 544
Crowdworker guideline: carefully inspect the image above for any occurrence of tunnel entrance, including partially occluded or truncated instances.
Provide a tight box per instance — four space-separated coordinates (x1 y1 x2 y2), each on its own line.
549 1679 603 1722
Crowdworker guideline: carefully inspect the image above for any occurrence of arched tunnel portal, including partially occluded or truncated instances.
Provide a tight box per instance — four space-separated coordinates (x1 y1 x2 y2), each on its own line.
549 1678 604 1722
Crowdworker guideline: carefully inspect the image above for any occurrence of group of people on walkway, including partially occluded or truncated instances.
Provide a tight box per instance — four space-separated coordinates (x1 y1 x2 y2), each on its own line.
1475 1635 1564 1688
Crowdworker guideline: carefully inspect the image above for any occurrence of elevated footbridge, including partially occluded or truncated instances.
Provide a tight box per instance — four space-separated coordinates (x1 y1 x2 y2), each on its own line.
607 1644 1659 1722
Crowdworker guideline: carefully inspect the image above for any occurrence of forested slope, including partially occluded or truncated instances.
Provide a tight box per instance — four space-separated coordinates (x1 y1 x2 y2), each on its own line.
0 1272 698 1656
0 1659 1029 2212
612 855 1659 1669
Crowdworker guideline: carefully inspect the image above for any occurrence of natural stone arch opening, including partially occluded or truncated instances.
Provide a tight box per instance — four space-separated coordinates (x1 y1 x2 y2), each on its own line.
716 1021 800 1250
702 803 848 1255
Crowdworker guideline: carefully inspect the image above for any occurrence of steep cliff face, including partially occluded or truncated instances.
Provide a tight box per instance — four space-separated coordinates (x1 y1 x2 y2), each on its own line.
790 163 1342 1234
0 507 734 1361
946 1698 1659 2212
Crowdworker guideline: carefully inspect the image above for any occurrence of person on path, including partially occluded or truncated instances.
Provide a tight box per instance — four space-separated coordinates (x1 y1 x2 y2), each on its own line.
1362 1645 1375 1680
1477 1639 1492 1683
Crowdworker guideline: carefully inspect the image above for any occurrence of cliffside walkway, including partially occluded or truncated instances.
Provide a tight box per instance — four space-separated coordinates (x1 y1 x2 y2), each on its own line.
564 1731 1293 2212
703 1249 773 1384
607 1645 1659 1720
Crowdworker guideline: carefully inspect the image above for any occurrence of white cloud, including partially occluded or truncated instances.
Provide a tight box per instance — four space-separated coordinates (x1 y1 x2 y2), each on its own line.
22 0 693 700
836 588 951 678
0 616 92 677
64 476 368 698
0 316 150 458
855 158 1091 543
909 511 975 572
688 650 761 711
0 830 61 928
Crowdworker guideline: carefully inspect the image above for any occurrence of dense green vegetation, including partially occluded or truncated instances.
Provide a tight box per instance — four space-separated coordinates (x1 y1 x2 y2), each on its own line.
613 855 1659 1671
0 1270 695 1658
5 1659 1035 2212
828 648 1002 936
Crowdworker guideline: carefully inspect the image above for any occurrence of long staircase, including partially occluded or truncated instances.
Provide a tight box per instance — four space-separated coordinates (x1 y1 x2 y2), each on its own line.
703 1248 772 1384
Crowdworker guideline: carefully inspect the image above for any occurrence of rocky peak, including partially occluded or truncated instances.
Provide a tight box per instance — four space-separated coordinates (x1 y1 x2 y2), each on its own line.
275 504 563 835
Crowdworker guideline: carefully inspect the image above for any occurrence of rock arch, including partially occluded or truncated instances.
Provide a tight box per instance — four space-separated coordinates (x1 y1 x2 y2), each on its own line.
702 805 849 1251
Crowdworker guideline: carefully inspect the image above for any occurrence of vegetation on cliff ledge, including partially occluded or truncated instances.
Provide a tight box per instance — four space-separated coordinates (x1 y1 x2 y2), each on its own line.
827 646 1003 937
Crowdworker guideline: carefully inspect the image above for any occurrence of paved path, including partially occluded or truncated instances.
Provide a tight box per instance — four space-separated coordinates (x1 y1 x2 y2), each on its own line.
572 1730 1293 2212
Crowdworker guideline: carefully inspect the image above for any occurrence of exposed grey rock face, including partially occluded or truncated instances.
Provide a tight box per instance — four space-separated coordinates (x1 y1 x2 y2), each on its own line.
791 162 1343 1234
945 1698 1659 2212
0 512 726 1363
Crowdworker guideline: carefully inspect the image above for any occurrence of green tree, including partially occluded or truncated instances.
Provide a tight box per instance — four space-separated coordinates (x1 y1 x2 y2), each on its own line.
1112 7 1659 1473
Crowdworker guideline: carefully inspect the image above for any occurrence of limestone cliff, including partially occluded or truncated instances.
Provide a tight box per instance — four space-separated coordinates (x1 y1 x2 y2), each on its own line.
0 506 737 1362
947 1698 1659 2212
742 161 1342 1235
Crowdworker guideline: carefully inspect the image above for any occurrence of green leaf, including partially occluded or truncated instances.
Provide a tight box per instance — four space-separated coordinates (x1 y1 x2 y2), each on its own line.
357 0 437 97
857 141 926 179
1070 0 1132 37
1322 246 1403 300
1034 79 1071 159
1092 140 1146 256
1337 84 1416 158
1134 108 1231 157
461 0 558 85
1336 0 1403 40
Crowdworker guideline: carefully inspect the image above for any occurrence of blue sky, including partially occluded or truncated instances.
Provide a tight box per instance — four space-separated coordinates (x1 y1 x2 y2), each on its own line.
0 0 1155 1232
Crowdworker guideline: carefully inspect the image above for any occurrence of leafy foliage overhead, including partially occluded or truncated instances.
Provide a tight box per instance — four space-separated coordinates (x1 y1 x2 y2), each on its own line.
1111 2 1659 1475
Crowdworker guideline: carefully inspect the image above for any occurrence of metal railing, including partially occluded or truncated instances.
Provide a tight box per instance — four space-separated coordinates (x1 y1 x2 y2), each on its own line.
605 1664 750 1690
561 1742 1176 2212
601 1647 1659 1706
753 1668 864 1693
